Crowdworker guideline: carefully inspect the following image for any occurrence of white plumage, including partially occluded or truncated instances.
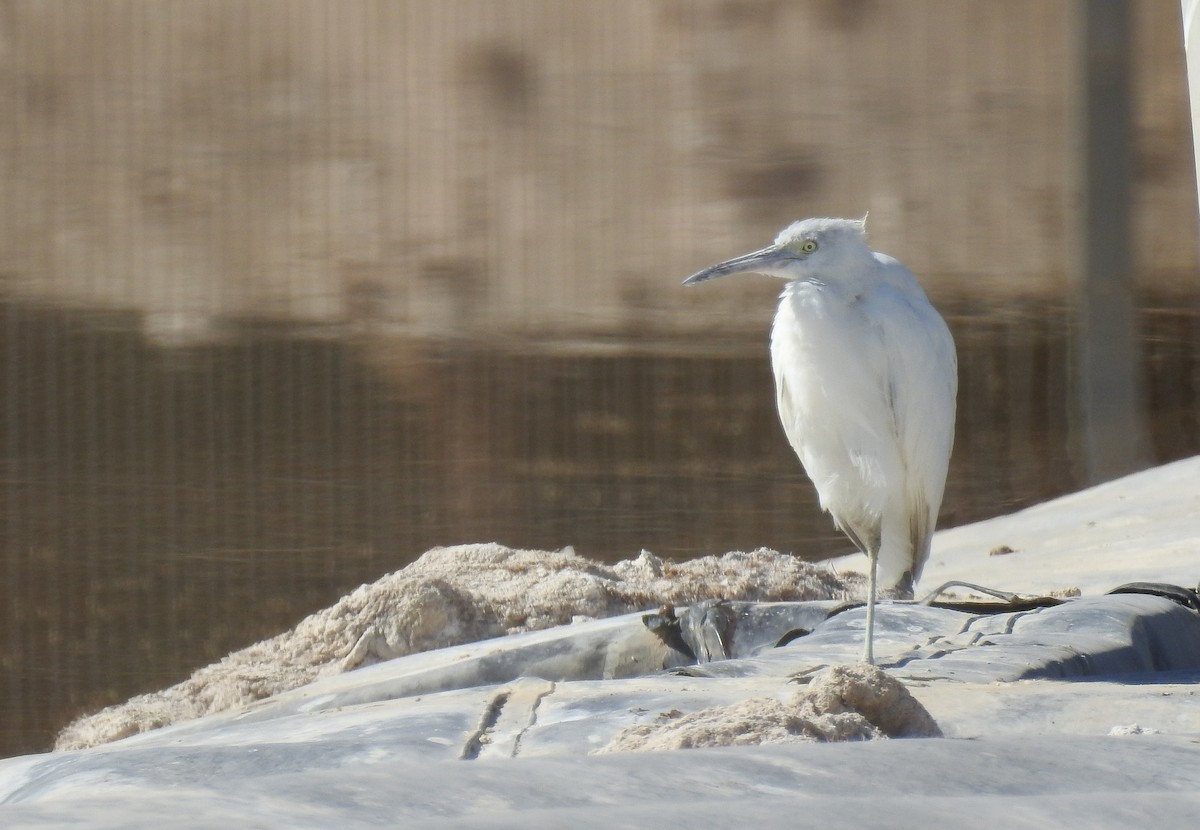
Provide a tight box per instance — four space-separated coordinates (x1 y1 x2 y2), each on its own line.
684 217 957 663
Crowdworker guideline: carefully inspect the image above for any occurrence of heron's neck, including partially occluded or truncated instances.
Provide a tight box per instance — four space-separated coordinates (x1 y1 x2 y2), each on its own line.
785 259 879 299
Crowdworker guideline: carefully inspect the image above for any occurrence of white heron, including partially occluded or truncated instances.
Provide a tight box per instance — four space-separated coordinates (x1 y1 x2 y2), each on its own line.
683 217 957 664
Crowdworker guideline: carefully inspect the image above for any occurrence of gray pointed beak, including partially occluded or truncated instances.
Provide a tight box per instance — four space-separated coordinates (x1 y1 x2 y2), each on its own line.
682 245 794 285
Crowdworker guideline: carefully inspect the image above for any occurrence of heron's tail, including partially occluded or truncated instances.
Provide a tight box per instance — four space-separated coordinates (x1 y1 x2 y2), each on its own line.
875 492 933 599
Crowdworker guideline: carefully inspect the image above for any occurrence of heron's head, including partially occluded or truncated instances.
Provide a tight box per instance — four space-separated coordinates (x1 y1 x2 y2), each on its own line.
682 216 871 286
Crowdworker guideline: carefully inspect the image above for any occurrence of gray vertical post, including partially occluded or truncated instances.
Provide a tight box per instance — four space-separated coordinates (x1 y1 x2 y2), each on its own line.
1073 0 1150 483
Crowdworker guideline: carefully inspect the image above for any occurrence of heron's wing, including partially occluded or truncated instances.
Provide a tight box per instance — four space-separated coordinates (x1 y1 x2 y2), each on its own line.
869 277 958 582
772 282 899 547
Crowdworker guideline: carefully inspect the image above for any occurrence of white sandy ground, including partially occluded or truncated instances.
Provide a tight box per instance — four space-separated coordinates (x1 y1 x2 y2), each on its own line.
2 456 1198 828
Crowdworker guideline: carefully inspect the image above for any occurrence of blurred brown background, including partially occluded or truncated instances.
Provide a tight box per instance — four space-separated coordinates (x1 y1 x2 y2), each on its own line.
1 1 1197 758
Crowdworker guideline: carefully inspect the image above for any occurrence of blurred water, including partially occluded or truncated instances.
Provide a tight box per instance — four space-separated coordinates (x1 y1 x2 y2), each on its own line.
1 297 1197 758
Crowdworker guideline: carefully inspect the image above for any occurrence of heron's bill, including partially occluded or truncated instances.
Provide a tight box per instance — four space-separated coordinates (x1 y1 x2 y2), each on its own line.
682 245 793 285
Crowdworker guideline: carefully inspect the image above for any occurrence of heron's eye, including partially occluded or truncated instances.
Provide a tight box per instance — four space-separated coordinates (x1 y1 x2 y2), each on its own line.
800 240 818 254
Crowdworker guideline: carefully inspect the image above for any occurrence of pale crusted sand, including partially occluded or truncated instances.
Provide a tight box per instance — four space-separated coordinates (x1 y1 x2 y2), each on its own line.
56 543 860 751
597 664 941 753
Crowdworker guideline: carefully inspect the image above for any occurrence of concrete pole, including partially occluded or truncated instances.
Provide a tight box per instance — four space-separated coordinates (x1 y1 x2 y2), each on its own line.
1072 0 1150 484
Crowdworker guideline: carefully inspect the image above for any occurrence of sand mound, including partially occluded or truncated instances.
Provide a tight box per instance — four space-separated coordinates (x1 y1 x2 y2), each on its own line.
57 543 859 751
598 664 941 753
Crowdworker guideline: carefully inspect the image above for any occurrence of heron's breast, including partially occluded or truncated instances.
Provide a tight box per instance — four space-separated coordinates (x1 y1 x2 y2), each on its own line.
770 289 900 513
770 291 888 416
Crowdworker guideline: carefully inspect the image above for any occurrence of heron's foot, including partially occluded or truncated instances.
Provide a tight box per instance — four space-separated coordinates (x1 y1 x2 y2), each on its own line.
881 570 915 601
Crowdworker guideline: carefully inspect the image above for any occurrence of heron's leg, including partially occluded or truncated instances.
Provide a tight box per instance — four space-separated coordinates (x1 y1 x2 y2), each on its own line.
863 549 878 665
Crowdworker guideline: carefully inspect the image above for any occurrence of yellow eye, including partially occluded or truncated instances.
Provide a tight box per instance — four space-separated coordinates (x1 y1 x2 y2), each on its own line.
800 240 818 254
